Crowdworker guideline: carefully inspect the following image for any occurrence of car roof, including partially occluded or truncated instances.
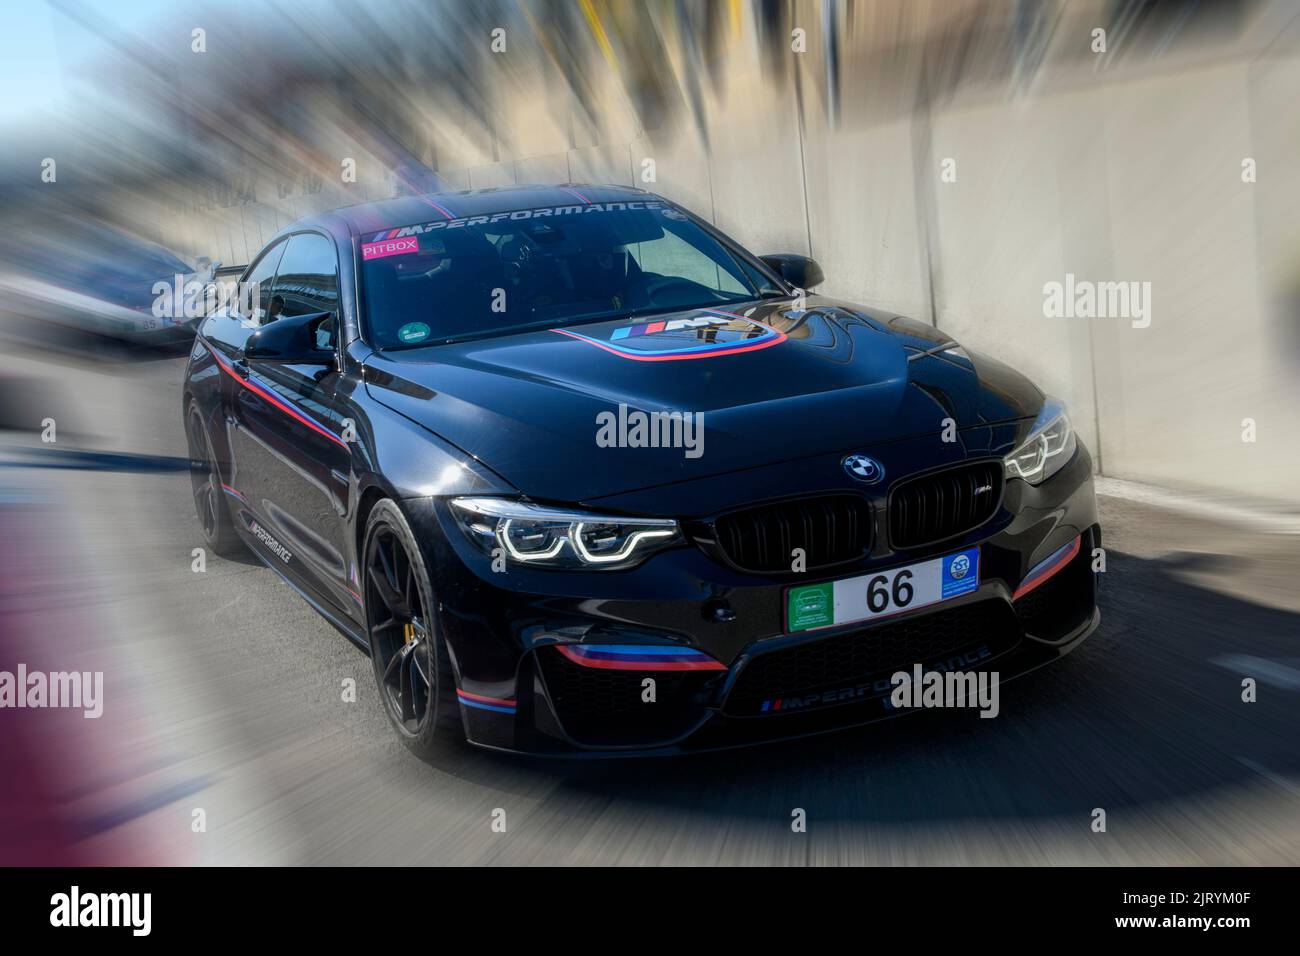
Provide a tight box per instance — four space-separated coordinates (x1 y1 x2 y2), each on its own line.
283 183 661 244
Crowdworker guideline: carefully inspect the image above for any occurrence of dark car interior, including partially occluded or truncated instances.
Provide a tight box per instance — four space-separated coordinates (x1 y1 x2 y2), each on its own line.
361 210 767 348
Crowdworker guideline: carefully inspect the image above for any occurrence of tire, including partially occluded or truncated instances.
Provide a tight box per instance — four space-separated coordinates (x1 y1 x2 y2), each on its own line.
186 402 246 557
362 498 462 756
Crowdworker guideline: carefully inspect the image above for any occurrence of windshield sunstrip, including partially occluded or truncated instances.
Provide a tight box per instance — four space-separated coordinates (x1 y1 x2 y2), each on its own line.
366 200 670 242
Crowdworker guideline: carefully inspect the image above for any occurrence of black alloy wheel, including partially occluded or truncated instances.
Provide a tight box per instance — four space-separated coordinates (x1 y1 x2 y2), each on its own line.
363 499 461 755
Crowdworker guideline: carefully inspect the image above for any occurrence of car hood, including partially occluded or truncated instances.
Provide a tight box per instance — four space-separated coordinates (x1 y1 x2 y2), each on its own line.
362 296 1043 503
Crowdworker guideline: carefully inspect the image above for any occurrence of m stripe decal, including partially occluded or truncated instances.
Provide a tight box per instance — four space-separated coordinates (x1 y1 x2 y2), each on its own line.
554 644 727 672
204 343 348 450
1013 535 1082 600
456 689 517 714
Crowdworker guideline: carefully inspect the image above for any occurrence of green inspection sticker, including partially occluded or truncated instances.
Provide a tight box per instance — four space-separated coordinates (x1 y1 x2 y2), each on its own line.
787 582 834 631
397 322 430 344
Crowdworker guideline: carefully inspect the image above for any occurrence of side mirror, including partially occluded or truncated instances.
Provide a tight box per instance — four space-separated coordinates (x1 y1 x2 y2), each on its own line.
760 253 825 291
244 310 336 364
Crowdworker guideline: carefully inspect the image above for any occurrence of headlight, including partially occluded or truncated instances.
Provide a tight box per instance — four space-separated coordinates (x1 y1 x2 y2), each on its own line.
1004 400 1076 485
450 498 682 569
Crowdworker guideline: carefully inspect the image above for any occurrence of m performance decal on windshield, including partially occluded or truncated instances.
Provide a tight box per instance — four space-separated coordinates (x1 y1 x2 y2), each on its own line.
554 309 787 361
368 200 667 242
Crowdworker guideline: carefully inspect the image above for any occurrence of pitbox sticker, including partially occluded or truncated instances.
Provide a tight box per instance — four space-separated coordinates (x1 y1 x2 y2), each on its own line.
362 236 420 260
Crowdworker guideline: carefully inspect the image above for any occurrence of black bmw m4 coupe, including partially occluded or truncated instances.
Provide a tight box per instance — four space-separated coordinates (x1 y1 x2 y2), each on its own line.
182 184 1099 756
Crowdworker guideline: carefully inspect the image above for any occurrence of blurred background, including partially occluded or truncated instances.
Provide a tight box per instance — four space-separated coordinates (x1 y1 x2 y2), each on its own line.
1 0 1298 866
4 0 1299 498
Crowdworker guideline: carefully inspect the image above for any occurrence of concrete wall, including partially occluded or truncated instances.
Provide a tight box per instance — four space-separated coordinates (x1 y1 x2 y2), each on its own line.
919 55 1299 503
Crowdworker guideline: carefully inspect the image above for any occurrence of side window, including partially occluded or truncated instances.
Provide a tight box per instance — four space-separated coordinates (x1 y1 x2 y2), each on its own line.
270 234 340 323
204 238 285 349
237 239 287 327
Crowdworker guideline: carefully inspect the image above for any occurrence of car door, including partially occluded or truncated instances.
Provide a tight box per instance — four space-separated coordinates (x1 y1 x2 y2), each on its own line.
228 232 353 608
199 237 285 504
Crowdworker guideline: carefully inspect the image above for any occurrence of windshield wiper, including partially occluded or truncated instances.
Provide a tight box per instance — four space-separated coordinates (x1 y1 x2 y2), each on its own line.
626 300 740 319
906 341 960 362
429 294 767 346
435 310 635 345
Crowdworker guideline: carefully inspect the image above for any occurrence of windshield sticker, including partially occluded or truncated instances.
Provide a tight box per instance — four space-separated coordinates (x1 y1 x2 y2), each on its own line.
554 309 786 361
362 236 420 260
397 322 431 344
368 201 666 243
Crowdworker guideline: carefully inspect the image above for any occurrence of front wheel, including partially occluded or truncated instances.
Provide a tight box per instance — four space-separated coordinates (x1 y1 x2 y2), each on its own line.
363 499 462 757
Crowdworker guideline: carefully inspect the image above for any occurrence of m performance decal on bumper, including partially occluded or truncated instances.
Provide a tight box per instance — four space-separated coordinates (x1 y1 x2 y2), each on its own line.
753 646 995 715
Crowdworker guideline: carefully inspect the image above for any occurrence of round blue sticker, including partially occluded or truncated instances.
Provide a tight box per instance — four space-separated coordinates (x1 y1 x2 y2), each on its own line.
397 322 430 344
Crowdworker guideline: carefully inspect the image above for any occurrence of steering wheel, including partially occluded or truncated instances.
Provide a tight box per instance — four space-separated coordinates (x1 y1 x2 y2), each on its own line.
637 276 727 307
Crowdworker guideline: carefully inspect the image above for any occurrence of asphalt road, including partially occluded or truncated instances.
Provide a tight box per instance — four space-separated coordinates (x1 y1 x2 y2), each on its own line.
4 345 1299 865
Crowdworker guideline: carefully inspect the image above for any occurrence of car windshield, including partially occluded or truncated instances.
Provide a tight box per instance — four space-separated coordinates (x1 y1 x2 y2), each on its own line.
360 199 784 349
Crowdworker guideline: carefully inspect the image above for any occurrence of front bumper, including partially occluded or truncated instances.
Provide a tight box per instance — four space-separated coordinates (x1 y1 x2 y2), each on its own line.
404 442 1101 756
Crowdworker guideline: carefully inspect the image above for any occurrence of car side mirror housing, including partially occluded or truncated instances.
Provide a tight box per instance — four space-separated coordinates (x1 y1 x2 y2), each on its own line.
760 253 825 290
244 310 337 364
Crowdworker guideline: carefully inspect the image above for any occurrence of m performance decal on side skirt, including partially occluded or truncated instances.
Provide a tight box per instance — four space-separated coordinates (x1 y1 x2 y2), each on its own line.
248 519 292 564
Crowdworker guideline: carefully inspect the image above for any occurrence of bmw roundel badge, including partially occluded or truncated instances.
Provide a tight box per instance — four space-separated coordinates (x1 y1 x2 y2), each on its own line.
842 454 884 484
